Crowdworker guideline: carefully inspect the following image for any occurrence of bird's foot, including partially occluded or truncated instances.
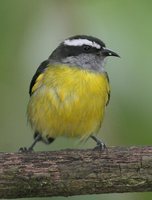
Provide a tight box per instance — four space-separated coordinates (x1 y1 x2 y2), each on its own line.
90 135 107 152
19 147 33 153
93 140 107 151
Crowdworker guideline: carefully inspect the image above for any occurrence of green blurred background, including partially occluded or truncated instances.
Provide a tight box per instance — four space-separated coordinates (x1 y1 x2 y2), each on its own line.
0 0 152 199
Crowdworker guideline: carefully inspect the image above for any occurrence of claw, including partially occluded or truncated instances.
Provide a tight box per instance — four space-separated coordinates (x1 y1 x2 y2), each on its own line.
18 134 41 153
19 147 33 153
90 135 107 152
93 141 106 151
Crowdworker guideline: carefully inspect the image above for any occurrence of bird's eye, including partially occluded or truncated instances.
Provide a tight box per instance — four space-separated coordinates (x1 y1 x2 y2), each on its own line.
83 45 91 51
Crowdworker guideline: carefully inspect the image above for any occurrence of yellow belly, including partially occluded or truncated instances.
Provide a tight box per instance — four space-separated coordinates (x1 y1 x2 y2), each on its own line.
27 65 109 140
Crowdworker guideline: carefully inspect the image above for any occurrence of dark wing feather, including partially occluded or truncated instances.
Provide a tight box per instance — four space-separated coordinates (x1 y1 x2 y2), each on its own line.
29 60 49 96
106 90 111 106
105 72 110 106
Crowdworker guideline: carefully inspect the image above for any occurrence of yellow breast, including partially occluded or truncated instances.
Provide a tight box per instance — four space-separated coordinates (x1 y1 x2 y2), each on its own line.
27 65 110 140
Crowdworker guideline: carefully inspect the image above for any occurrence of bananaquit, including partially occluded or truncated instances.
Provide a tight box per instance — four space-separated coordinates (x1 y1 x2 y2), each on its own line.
21 35 119 151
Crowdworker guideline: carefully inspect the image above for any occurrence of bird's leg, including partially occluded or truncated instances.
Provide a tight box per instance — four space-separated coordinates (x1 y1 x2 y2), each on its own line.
90 135 106 151
19 133 42 152
28 133 42 151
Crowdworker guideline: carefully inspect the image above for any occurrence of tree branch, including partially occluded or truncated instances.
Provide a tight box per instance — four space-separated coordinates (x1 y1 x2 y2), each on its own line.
0 146 152 199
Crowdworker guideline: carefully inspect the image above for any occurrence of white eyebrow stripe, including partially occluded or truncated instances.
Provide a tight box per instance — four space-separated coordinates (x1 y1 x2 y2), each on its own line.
64 39 101 49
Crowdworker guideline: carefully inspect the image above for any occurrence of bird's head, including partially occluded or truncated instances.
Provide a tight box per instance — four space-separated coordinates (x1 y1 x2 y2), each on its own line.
50 35 120 72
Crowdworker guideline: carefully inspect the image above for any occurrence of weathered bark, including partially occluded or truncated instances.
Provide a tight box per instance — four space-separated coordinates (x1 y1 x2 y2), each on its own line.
0 146 152 199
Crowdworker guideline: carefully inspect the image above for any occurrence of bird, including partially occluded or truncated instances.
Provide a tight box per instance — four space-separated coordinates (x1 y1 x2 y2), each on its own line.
20 35 119 152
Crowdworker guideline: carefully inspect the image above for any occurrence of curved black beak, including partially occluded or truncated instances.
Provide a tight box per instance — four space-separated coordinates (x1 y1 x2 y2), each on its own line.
102 48 120 58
